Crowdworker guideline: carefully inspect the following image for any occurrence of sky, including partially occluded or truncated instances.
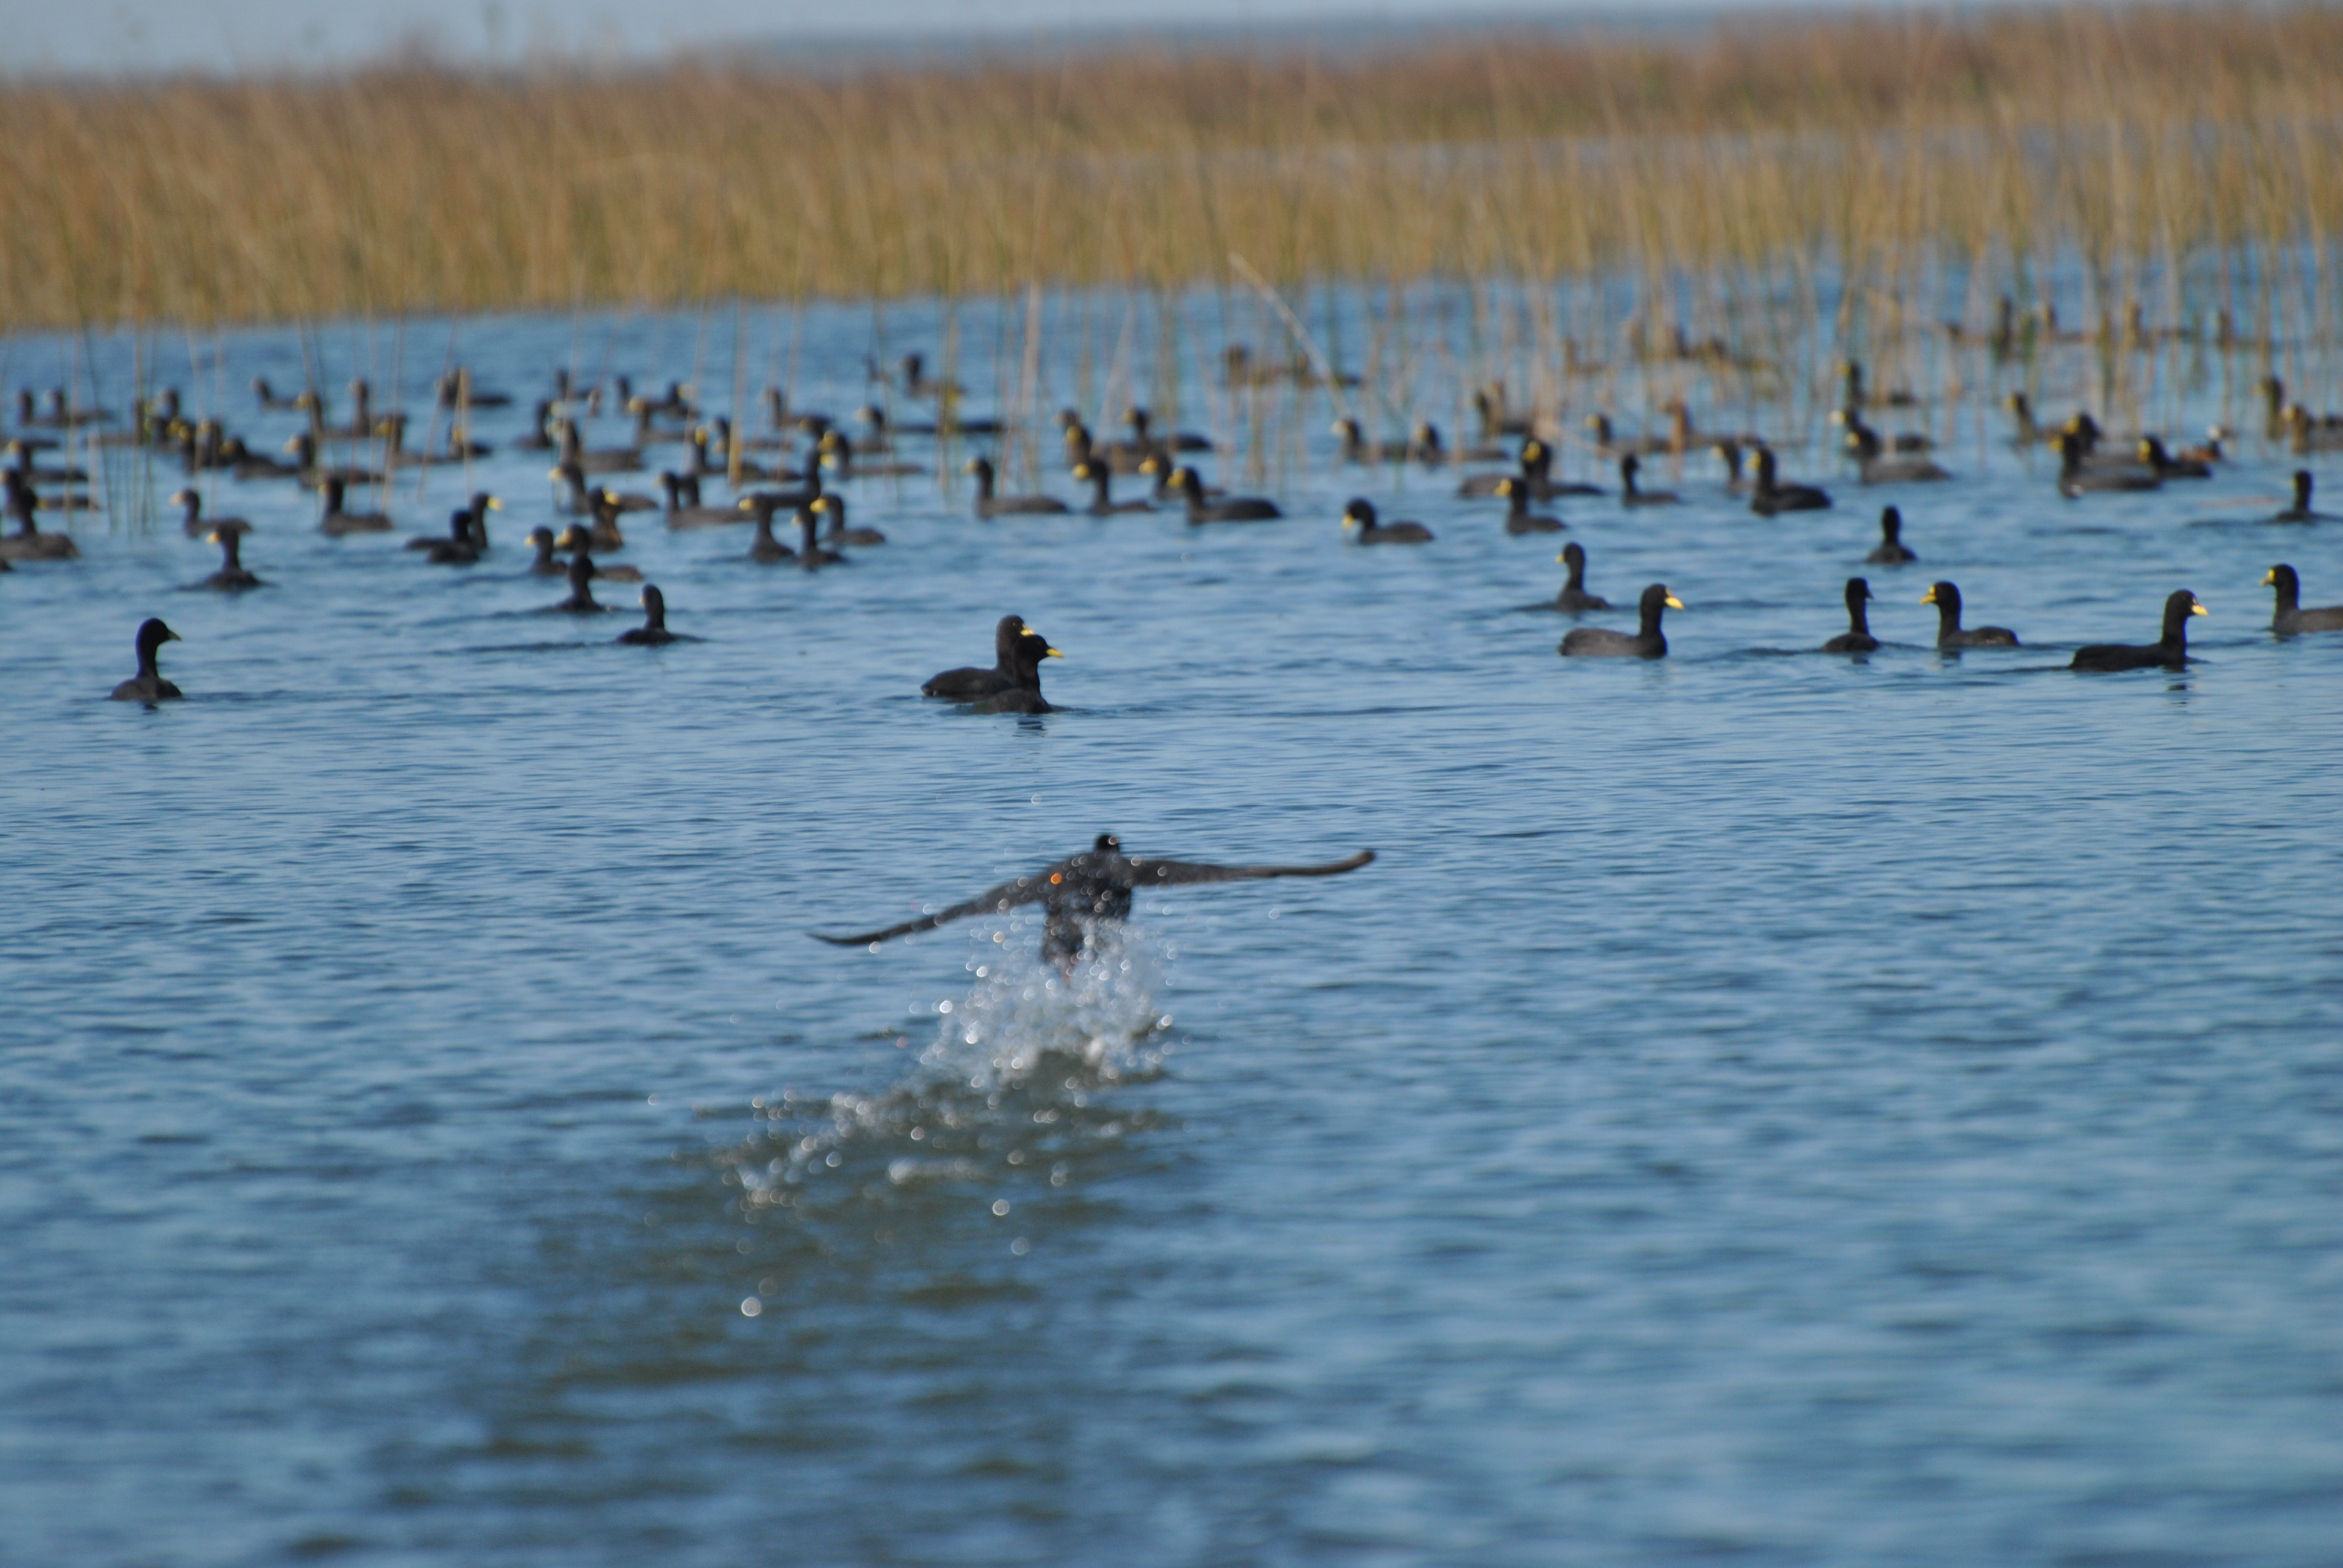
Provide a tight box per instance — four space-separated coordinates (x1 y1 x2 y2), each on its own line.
10 0 1984 76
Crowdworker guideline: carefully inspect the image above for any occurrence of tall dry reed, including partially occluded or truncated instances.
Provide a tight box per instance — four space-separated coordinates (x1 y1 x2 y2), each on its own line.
2 0 2341 445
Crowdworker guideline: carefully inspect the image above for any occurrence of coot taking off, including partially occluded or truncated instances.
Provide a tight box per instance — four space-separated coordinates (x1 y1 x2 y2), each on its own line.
811 832 1374 965
1921 581 2019 648
2264 566 2343 634
110 618 183 702
1561 584 1680 658
2070 590 2205 670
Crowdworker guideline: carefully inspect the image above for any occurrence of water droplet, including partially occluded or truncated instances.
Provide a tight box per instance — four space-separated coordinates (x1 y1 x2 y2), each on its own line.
739 1298 762 1318
991 1199 1011 1217
1011 1238 1031 1256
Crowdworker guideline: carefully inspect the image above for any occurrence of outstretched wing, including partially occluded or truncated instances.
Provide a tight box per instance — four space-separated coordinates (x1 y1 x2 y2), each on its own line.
1124 849 1375 887
809 860 1072 947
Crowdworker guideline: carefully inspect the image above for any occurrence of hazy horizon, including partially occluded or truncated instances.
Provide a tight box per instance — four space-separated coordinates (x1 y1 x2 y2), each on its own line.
16 0 2036 78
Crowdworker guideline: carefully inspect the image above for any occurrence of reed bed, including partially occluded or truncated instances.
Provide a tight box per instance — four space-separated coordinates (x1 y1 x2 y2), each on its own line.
2 3 2341 340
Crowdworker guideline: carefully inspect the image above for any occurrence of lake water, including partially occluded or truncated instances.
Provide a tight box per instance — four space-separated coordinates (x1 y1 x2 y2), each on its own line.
5 291 2342 1566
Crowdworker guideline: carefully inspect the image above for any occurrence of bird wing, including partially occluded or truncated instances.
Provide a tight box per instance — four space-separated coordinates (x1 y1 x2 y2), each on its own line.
812 849 1375 946
1123 849 1375 887
809 860 1077 946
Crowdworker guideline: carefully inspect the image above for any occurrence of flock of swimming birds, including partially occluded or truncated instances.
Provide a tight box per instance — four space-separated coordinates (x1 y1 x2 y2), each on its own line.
12 348 2341 955
7 356 2341 679
14 352 2338 707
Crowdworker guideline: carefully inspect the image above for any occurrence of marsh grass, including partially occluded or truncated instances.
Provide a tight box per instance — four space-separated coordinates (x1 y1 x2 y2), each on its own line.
1 5 2338 329
6 2 2343 505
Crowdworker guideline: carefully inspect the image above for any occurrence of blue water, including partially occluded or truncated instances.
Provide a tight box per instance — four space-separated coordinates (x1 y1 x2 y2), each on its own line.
6 295 2343 1566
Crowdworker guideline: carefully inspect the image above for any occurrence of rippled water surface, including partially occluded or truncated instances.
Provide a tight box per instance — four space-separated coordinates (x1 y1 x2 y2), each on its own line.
6 295 2343 1566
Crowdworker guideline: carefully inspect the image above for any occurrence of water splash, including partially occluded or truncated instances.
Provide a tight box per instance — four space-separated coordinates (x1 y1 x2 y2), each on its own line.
726 923 1175 1218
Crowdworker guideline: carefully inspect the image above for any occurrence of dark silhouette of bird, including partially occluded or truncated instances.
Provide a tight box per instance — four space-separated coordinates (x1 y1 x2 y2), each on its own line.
923 615 1050 700
1750 448 1831 514
2265 564 2343 634
1496 476 1565 534
1821 578 1879 653
813 834 1375 965
965 455 1067 518
1867 506 1917 564
1549 542 1609 613
195 524 263 590
111 618 183 702
1561 583 1681 658
618 585 698 645
1340 498 1432 543
1619 453 1680 507
2070 590 2206 671
2273 471 2333 523
1921 581 2018 648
